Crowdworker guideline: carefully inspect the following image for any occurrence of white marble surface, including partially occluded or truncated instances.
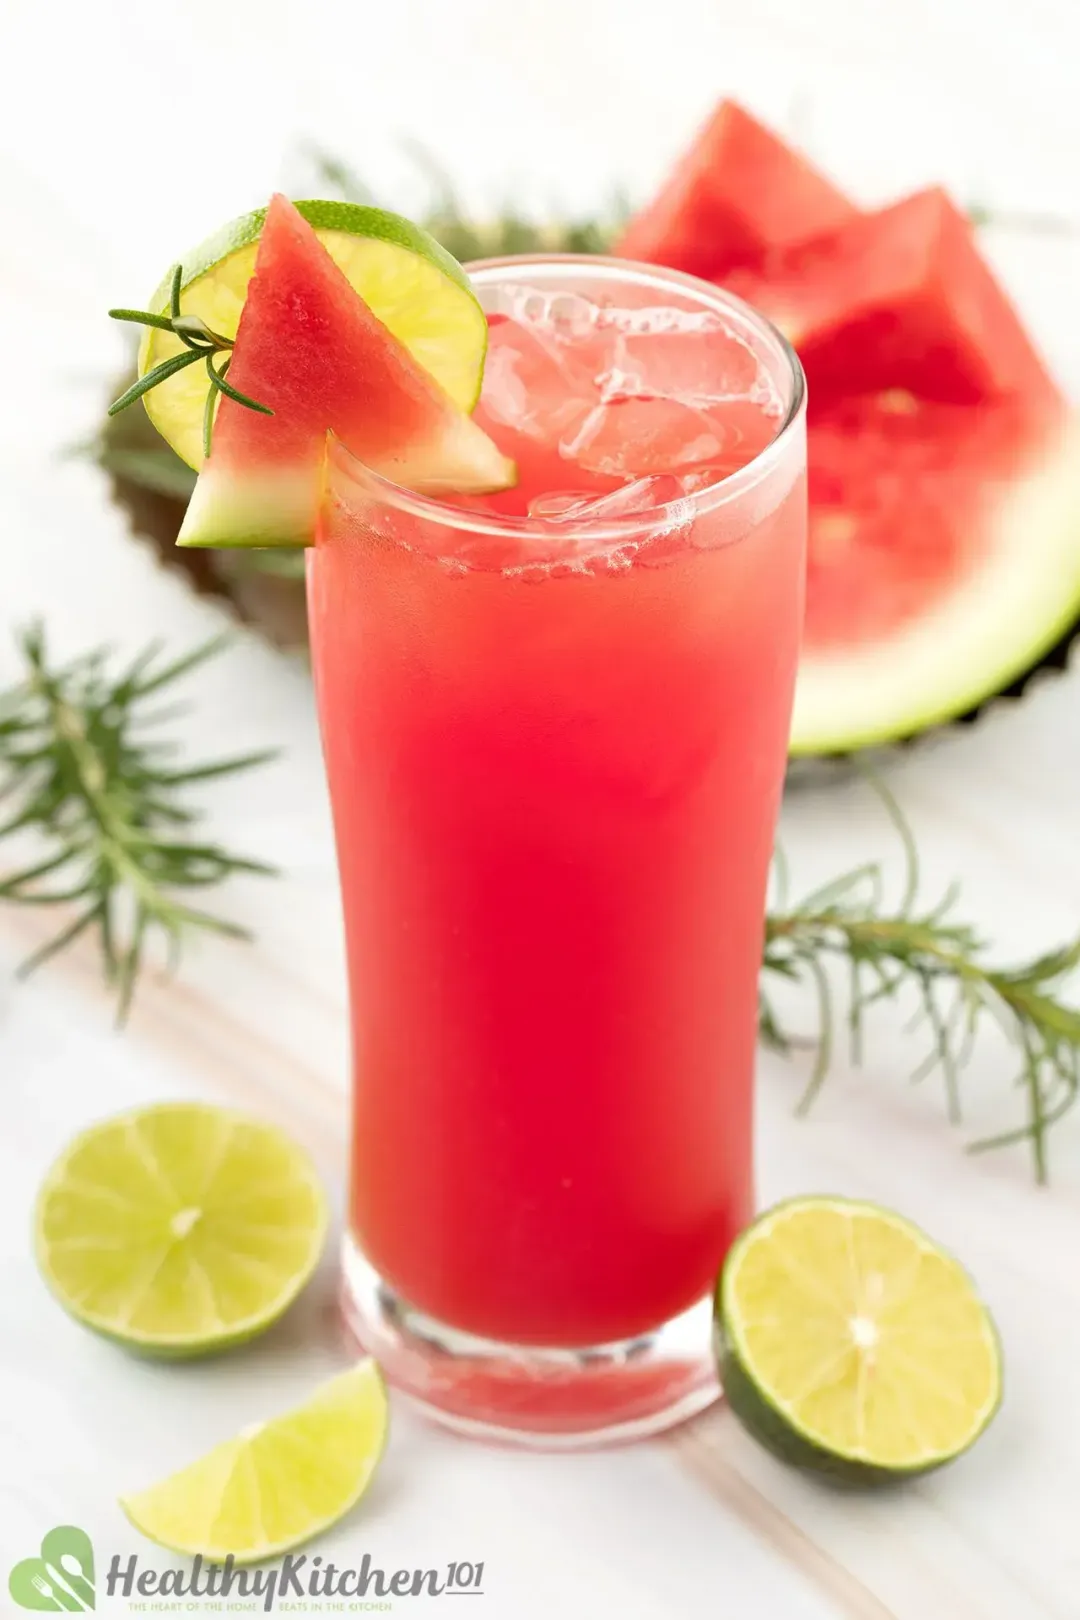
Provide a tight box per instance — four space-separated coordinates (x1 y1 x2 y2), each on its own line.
2 2 1080 1615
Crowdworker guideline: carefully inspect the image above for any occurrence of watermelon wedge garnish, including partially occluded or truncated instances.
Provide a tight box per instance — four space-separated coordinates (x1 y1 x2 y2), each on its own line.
614 100 857 281
730 188 1062 407
178 195 514 549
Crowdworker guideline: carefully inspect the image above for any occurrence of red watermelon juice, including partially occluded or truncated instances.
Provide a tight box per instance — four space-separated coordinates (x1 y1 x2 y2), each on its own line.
308 257 806 1442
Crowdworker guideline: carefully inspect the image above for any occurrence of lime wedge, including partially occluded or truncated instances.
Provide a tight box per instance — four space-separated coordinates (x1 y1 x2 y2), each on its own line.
120 1361 389 1562
139 200 488 469
715 1196 1002 1481
35 1103 328 1357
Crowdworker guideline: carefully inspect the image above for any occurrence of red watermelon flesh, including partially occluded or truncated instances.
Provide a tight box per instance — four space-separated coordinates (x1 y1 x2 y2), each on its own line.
804 390 1058 647
730 188 1061 407
614 100 857 282
611 113 1080 752
179 194 513 548
792 388 1080 753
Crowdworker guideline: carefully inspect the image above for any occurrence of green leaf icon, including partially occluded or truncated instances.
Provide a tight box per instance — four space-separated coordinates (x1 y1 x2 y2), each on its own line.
9 1528 95 1611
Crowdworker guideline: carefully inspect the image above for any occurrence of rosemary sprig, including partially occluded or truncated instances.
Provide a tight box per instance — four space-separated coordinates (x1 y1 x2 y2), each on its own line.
762 783 1080 1182
0 625 275 1018
108 265 272 456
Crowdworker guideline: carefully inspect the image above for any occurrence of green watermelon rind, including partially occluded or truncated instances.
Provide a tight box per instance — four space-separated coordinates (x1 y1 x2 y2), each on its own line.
176 418 517 551
789 418 1080 755
177 463 322 551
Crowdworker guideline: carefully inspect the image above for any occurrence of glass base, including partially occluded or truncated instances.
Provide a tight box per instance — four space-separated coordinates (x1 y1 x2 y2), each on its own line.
340 1234 720 1448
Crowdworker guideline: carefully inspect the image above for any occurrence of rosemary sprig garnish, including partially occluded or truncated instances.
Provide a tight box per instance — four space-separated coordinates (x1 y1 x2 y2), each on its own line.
761 783 1080 1183
0 626 275 1018
108 265 272 456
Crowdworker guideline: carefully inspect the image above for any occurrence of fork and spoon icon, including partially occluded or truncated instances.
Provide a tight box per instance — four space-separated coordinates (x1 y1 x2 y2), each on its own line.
29 1559 95 1612
9 1526 96 1612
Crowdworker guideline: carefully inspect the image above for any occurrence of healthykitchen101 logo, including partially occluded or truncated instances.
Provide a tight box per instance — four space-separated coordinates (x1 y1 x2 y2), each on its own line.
9 1525 487 1612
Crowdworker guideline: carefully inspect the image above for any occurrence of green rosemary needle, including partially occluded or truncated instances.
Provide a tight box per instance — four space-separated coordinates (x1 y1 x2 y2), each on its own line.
108 264 272 457
0 625 275 1018
762 782 1080 1183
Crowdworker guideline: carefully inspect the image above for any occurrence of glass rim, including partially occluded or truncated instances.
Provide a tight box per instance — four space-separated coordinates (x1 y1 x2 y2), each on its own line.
329 252 807 544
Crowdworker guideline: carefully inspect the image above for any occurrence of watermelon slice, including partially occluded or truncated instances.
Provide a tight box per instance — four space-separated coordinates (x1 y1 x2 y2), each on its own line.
791 390 1080 753
731 189 1060 407
688 174 1078 753
614 101 857 282
179 195 514 548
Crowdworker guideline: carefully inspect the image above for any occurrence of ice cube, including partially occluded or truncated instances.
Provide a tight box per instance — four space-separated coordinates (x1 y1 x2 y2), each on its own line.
598 305 707 335
479 287 617 445
490 284 601 337
527 490 602 521
481 314 594 442
480 292 782 482
488 285 555 324
599 310 774 409
562 396 733 478
547 292 600 340
528 475 687 523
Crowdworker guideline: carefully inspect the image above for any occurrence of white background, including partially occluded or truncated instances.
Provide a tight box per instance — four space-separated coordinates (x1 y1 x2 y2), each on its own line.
2 3 1080 1617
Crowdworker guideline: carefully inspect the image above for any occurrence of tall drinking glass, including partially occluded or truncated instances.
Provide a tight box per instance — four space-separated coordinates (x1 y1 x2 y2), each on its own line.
308 256 806 1444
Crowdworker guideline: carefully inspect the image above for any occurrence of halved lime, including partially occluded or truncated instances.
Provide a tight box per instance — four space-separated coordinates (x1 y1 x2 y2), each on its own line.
139 200 488 469
35 1102 328 1357
715 1196 1002 1481
120 1361 389 1562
